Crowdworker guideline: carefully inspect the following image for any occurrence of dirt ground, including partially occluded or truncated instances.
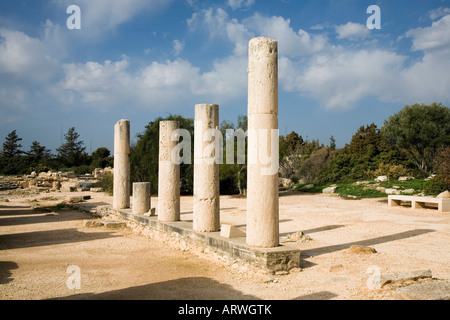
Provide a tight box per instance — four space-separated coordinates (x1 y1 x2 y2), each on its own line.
0 189 449 300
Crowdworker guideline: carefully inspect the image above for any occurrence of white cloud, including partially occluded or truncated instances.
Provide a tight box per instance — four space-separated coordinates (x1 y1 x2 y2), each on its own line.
243 14 327 57
0 28 60 82
3 4 450 124
187 8 252 56
406 14 450 52
172 39 185 56
59 55 247 110
60 57 133 104
284 49 405 110
428 7 450 20
335 22 370 40
227 0 255 10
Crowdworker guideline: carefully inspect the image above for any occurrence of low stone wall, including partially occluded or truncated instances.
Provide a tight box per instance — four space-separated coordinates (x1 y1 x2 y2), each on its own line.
113 208 300 273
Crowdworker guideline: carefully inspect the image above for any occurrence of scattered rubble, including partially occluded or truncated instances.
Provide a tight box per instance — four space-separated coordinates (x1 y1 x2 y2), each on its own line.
281 231 313 243
0 168 112 194
346 245 377 254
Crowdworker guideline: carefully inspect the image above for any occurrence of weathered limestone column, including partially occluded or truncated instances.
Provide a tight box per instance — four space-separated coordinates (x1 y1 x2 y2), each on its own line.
193 104 220 232
113 119 130 210
246 37 279 248
158 121 181 222
132 182 151 215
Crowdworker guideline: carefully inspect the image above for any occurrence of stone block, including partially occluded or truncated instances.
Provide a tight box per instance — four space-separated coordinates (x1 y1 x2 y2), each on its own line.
143 208 156 217
347 245 377 254
101 220 127 229
437 190 450 199
397 280 450 300
67 196 83 203
83 220 103 228
380 269 432 286
323 186 337 194
220 224 246 238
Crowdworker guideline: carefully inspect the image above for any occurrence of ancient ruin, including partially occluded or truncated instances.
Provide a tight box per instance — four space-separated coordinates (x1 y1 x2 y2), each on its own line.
113 119 130 210
157 120 181 222
246 37 280 248
132 182 151 215
193 104 221 232
108 37 299 271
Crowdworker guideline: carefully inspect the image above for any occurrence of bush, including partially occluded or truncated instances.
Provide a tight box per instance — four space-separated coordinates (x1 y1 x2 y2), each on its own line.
424 175 448 196
296 147 337 183
318 153 375 184
92 172 113 195
435 147 450 187
335 183 386 198
367 163 412 180
73 165 92 175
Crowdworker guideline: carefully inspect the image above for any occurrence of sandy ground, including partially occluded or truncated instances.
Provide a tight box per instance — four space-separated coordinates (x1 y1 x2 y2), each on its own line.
0 189 449 300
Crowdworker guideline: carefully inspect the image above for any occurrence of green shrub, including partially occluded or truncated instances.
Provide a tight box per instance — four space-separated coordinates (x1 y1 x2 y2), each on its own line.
92 172 113 196
335 184 386 198
435 147 450 188
73 165 92 175
424 175 448 196
367 163 412 180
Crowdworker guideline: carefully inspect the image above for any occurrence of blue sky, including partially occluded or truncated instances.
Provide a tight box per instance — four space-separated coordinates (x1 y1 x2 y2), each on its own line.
1 0 450 154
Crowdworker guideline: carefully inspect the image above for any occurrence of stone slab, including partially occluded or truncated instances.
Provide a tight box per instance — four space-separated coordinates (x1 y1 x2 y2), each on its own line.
220 224 246 238
397 281 450 300
380 270 432 286
101 220 127 229
114 209 300 272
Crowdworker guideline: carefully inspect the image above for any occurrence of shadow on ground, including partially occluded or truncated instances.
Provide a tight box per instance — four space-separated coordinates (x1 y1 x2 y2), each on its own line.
54 277 260 300
302 229 435 257
0 261 18 284
0 228 120 250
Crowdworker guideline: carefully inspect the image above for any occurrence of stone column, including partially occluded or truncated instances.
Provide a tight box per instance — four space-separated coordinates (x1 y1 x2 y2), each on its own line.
246 37 279 248
132 182 151 215
113 119 130 210
158 121 181 222
193 104 220 232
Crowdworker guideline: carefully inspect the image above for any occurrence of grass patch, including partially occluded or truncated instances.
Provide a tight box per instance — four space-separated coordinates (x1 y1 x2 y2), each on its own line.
335 183 386 198
378 179 430 190
293 183 326 193
293 178 431 199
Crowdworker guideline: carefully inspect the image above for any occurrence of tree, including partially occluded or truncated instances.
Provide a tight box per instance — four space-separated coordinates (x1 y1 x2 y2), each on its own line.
349 123 383 156
56 127 87 168
220 115 248 195
28 141 51 161
2 130 23 158
329 135 336 150
130 115 194 195
91 147 113 169
381 103 450 173
435 146 450 188
279 131 304 179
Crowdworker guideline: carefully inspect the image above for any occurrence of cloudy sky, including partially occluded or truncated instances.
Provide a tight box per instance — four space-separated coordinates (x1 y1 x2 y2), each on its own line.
1 0 449 154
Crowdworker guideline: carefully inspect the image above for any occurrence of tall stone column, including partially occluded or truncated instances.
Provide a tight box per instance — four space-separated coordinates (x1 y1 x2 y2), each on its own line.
113 119 130 210
193 104 220 232
132 182 151 215
246 37 280 248
158 120 181 222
